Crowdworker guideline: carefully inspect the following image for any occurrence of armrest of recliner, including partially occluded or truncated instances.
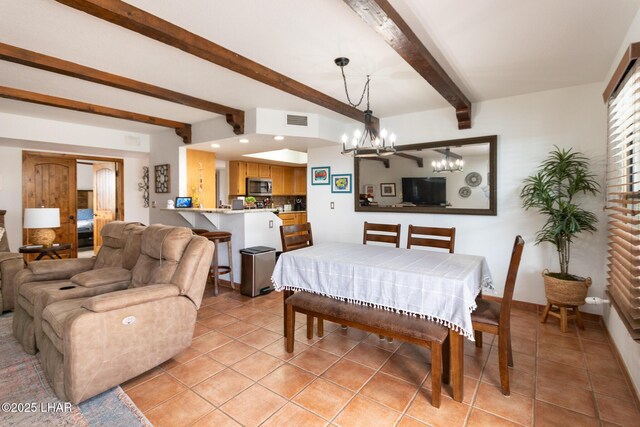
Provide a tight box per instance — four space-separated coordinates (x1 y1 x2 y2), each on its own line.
82 284 179 313
71 267 131 288
24 258 96 282
0 252 22 263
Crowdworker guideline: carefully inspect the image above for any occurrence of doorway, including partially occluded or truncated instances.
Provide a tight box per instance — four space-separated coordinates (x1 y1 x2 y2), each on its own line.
23 151 124 260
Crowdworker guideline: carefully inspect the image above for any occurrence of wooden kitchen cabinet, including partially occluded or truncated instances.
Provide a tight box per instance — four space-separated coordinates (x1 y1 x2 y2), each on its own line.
259 164 271 178
228 161 247 195
283 167 294 195
246 162 259 178
270 165 284 196
279 212 306 227
293 167 307 195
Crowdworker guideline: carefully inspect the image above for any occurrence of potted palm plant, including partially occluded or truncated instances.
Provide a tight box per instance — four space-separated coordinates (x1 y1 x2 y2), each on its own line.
520 146 600 306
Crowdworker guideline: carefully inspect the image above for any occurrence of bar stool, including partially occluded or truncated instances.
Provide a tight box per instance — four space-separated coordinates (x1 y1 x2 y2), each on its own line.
200 231 235 296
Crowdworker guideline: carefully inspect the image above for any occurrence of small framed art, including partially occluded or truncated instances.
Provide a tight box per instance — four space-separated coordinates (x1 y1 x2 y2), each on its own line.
380 183 396 197
311 166 331 185
363 184 374 195
331 174 352 193
155 164 170 193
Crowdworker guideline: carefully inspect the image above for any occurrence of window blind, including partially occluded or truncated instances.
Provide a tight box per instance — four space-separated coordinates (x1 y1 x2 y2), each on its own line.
607 62 640 339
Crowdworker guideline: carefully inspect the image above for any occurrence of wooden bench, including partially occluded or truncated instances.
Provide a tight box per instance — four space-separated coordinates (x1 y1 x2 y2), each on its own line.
285 292 450 408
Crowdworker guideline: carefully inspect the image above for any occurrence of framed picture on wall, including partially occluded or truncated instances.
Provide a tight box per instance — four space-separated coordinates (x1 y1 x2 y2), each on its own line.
363 184 374 195
380 183 396 197
331 174 352 193
311 166 331 185
155 164 170 193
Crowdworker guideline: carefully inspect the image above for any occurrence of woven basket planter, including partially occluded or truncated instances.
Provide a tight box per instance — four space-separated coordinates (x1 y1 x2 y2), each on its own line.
542 269 591 306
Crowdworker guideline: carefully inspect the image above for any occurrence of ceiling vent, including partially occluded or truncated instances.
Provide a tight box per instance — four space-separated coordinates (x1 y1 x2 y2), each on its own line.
286 114 308 126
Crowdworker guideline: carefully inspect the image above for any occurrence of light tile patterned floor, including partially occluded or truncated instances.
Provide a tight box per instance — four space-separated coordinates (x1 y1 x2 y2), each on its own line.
123 285 640 426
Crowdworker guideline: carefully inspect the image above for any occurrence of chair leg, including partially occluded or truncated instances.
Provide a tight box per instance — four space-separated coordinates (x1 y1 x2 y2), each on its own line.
541 303 551 323
507 331 513 367
431 343 442 408
317 318 324 337
498 333 510 396
306 315 313 339
227 239 236 290
442 335 450 385
283 290 293 338
575 308 585 330
474 330 483 348
212 241 219 296
286 304 295 353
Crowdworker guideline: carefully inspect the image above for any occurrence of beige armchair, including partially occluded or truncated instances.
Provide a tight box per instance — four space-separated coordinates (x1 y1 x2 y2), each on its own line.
13 221 143 354
0 210 24 312
37 224 214 404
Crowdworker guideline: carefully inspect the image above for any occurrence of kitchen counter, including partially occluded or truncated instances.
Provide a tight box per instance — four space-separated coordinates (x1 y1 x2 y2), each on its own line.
161 208 278 215
279 210 306 214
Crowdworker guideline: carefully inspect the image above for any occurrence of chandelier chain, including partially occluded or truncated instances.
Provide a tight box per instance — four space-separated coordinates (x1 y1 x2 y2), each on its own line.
340 66 370 109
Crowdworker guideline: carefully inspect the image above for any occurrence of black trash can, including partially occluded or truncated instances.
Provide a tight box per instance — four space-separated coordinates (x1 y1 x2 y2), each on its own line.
240 246 276 297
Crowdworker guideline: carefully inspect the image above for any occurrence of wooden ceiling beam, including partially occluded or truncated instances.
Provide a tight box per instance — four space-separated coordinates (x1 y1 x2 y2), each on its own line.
343 0 473 129
0 42 243 135
0 86 191 143
54 0 373 127
394 152 423 167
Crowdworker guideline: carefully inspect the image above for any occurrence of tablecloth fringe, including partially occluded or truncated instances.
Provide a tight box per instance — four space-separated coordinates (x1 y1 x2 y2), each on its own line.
275 283 475 341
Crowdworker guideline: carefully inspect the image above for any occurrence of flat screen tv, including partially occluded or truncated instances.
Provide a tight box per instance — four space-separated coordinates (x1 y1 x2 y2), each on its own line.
402 177 446 206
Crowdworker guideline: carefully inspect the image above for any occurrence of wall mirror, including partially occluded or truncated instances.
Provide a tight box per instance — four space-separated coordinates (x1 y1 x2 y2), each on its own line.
354 135 497 215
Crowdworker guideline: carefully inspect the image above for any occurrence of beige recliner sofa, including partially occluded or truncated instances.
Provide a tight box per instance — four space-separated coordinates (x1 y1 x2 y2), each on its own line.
38 224 214 404
0 210 23 313
13 221 144 354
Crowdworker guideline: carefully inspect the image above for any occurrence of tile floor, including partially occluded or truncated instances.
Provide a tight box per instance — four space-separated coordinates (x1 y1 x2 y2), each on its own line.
123 285 640 426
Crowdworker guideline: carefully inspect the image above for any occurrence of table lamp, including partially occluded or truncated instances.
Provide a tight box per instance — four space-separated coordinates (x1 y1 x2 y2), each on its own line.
24 207 60 246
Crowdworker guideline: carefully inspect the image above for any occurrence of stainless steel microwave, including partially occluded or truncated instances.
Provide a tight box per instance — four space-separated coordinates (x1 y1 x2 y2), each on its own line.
246 178 272 196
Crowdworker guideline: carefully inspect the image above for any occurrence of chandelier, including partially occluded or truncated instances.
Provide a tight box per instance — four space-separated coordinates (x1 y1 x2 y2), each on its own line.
432 148 464 173
336 57 396 157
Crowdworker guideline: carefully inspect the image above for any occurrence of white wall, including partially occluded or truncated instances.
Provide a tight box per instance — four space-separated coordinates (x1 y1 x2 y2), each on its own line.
308 82 608 316
601 8 640 397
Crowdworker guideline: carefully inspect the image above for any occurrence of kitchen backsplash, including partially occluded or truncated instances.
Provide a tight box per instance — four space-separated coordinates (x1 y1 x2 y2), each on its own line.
227 195 306 211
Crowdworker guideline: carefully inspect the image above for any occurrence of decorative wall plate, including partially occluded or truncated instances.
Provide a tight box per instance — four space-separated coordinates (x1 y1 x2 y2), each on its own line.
459 186 471 198
465 172 482 187
155 164 170 193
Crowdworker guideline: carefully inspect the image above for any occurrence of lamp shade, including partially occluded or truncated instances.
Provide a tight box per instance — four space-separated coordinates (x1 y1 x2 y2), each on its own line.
24 208 60 228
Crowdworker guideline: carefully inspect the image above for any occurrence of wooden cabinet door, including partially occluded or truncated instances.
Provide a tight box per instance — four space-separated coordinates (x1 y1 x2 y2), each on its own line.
259 164 271 178
228 161 247 195
293 167 307 195
270 166 284 196
23 153 77 259
246 163 259 178
279 213 296 226
283 167 294 195
298 213 307 224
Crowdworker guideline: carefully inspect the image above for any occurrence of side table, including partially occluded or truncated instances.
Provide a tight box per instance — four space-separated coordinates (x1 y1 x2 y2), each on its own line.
19 243 73 262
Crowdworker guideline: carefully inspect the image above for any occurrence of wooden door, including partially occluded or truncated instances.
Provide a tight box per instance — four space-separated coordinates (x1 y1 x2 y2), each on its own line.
93 162 116 254
283 167 294 195
271 166 283 196
23 153 77 259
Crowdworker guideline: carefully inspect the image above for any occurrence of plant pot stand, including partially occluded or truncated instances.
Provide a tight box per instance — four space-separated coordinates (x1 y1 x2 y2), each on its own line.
541 302 585 333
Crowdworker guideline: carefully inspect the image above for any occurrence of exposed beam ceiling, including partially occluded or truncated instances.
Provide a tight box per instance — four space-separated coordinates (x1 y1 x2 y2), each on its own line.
54 0 376 128
0 86 191 143
394 152 423 167
0 42 243 135
343 0 472 129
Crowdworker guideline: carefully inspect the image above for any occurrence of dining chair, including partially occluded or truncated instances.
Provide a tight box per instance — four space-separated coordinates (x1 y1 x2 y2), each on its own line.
363 221 401 248
279 222 319 337
471 235 525 396
280 222 313 252
407 225 456 253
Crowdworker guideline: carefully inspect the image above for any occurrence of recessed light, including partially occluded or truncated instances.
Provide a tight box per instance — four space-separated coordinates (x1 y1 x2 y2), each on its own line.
239 138 249 143
210 143 220 148
274 135 285 141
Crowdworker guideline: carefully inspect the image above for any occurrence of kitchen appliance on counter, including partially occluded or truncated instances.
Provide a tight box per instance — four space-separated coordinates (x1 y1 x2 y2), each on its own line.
294 198 305 211
246 178 272 196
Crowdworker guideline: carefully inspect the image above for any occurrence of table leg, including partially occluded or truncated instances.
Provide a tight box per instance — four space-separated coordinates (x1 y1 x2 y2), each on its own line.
52 251 62 259
450 329 464 402
35 252 45 261
283 290 293 337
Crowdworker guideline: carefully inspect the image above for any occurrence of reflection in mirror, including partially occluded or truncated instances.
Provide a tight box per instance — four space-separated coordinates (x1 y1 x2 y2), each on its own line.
354 136 497 215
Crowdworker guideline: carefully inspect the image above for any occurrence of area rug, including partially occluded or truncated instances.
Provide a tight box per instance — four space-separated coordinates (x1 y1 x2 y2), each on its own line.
0 313 151 426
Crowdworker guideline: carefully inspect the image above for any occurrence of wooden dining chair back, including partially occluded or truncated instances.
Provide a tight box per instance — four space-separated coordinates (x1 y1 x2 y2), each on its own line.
471 235 524 396
407 225 456 253
363 222 401 248
280 223 314 252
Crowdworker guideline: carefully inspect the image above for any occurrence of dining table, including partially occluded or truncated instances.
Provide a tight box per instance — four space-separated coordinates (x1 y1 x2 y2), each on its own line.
271 242 494 402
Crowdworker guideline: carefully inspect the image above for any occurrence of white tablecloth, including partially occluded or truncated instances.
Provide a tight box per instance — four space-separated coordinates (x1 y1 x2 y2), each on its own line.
272 242 493 340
